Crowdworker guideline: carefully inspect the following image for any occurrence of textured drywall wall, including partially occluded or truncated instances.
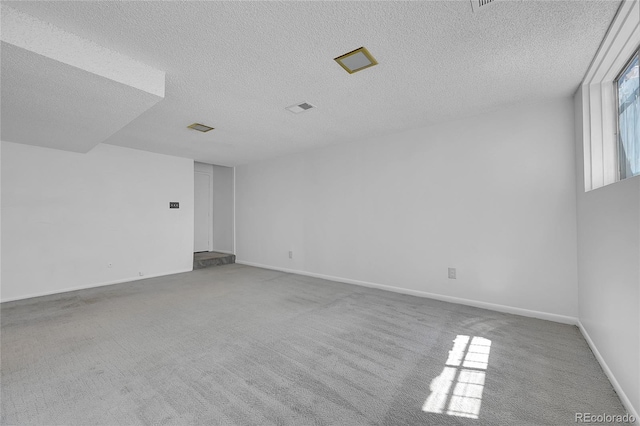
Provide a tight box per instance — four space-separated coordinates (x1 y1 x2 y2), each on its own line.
235 97 579 318
0 142 194 302
574 90 640 418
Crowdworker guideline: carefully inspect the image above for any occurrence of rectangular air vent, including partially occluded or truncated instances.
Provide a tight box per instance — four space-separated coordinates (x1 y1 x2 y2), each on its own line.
286 102 316 114
187 123 214 132
470 0 499 12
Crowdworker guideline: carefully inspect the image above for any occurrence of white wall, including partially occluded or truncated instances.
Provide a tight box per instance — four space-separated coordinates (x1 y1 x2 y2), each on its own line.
211 165 234 254
236 97 579 319
574 90 640 418
1 141 194 302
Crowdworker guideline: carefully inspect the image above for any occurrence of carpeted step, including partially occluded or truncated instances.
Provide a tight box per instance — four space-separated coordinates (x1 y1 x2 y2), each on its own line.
193 251 235 270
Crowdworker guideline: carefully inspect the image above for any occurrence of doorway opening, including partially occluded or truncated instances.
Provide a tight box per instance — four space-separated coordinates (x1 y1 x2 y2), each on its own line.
193 162 234 256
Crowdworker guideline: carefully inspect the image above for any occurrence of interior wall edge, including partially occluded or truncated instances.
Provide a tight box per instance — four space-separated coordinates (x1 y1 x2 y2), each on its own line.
0 268 193 304
235 260 579 326
578 321 640 424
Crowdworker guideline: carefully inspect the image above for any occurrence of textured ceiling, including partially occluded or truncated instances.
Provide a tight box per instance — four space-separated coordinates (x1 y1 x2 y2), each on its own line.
1 1 621 166
1 42 164 153
1 5 165 153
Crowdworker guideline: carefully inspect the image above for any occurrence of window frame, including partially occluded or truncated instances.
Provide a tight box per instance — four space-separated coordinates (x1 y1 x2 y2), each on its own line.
580 0 639 192
614 47 639 181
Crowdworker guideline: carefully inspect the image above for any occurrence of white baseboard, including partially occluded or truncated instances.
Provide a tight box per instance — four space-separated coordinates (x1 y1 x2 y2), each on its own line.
0 268 193 303
235 260 578 325
578 321 639 424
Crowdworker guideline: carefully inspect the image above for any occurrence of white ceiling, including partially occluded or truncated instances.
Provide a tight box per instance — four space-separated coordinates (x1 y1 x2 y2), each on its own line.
0 1 621 166
1 42 164 153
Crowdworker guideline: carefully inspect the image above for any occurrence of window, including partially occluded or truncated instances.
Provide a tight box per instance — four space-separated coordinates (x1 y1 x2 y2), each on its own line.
616 49 639 180
580 0 639 191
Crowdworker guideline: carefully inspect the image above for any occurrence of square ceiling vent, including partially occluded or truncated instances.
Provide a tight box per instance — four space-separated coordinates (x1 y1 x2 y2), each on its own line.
286 102 315 114
334 47 378 74
187 123 214 132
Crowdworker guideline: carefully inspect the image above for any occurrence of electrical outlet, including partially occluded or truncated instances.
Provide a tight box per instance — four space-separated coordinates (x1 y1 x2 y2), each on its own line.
169 202 179 209
448 268 457 279
288 251 293 259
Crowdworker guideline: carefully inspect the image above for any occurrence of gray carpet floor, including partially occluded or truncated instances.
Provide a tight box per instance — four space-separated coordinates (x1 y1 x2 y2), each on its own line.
0 264 628 425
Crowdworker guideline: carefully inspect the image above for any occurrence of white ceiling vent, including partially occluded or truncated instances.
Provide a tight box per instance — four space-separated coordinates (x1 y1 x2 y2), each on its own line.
470 0 500 13
286 102 315 114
